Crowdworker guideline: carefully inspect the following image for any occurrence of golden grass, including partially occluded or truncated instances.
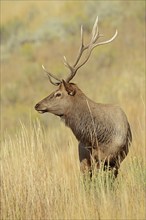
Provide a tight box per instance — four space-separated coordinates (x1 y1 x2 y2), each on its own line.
1 118 145 220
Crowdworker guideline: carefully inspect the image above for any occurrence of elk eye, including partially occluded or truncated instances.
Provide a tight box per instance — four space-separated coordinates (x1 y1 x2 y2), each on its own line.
55 92 62 98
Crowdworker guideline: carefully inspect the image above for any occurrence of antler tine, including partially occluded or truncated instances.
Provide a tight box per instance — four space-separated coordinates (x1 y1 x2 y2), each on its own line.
92 29 118 48
80 25 84 47
91 16 99 43
63 56 73 72
47 75 60 86
73 25 84 67
42 65 61 86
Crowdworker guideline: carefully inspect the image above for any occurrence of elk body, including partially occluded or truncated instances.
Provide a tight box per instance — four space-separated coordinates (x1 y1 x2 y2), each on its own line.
35 16 132 177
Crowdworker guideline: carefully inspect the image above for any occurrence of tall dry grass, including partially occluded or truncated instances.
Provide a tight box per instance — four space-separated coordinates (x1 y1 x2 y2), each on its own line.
1 118 145 220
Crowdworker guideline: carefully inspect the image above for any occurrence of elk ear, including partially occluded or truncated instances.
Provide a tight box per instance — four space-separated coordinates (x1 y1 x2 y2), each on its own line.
62 80 76 96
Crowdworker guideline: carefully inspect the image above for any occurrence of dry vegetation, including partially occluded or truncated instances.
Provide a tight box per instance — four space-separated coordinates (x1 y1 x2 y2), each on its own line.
1 1 145 220
1 119 145 219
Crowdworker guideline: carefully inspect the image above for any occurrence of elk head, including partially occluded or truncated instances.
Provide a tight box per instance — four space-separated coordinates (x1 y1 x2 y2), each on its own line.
35 80 77 117
35 16 118 117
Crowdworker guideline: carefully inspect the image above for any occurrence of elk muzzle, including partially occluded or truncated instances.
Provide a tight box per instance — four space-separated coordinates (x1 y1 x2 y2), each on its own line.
35 103 48 114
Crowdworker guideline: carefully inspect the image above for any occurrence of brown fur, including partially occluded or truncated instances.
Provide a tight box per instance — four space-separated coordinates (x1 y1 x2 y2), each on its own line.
35 82 132 177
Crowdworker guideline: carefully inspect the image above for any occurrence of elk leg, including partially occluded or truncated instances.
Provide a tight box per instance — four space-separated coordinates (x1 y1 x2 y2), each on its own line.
92 149 120 178
78 142 92 174
113 167 119 178
104 157 120 178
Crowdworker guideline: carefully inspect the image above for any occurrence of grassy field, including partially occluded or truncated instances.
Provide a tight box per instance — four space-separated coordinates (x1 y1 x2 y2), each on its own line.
1 119 145 219
1 1 145 219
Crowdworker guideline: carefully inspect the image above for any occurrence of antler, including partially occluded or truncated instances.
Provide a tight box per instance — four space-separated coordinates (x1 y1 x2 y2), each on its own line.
42 65 61 86
64 16 118 82
42 16 118 85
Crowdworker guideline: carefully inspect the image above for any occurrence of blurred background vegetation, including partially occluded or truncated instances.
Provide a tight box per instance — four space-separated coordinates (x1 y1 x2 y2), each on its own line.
1 1 145 137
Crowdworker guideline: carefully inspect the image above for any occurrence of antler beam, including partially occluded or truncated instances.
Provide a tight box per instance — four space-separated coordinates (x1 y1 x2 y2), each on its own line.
42 16 118 85
64 16 118 82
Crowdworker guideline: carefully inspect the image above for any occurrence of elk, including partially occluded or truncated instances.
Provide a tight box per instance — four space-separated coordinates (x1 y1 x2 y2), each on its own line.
35 16 132 177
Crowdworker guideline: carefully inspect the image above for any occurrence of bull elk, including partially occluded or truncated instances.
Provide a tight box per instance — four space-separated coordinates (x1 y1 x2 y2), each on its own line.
35 16 132 177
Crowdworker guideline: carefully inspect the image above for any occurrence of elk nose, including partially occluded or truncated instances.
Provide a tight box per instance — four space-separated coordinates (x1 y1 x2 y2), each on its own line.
35 103 40 110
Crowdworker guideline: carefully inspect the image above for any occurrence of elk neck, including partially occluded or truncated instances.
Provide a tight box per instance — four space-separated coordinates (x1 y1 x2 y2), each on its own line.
62 90 98 145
